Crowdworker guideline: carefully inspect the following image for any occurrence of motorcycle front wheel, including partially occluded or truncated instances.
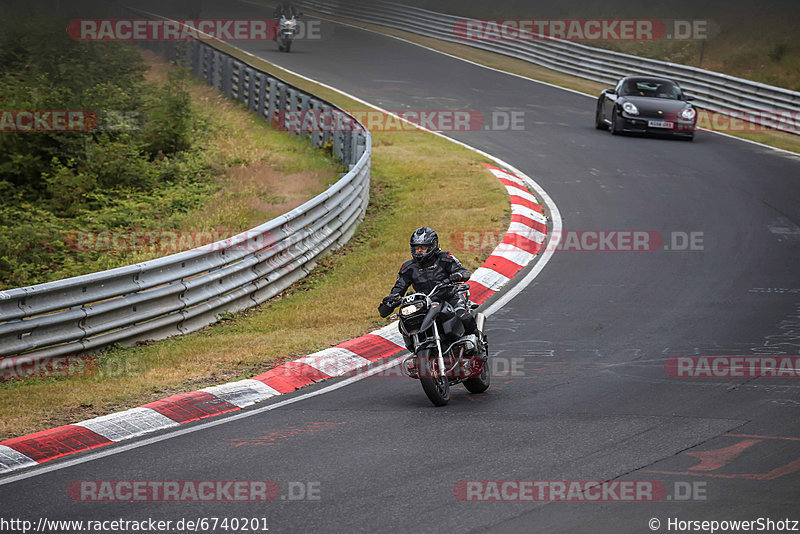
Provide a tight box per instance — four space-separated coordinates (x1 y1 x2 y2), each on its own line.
418 349 450 406
463 358 490 393
464 335 490 393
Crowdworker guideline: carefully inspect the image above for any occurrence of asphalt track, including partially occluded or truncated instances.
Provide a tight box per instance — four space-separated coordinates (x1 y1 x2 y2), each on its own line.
3 3 800 533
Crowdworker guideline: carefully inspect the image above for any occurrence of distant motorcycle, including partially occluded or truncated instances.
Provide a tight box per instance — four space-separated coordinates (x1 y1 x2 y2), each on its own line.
277 15 298 52
380 282 489 406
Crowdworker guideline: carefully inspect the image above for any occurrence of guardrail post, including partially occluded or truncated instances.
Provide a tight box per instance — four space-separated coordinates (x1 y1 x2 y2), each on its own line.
300 94 311 140
241 66 252 105
276 82 287 128
224 58 234 98
351 132 363 169
251 71 262 113
342 130 353 168
201 45 211 84
266 78 278 123
288 89 299 135
190 41 202 77
311 100 322 146
320 105 333 146
212 51 222 88
333 126 343 161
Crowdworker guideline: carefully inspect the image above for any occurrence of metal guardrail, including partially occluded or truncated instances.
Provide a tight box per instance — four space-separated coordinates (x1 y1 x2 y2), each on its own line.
0 14 371 365
300 0 800 134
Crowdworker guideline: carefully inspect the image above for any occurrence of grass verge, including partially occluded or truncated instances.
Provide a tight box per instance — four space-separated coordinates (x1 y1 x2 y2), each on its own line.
0 44 510 439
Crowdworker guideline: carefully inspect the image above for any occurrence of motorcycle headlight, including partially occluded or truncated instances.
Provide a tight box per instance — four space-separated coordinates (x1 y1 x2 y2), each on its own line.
680 108 696 121
622 102 639 115
400 303 423 316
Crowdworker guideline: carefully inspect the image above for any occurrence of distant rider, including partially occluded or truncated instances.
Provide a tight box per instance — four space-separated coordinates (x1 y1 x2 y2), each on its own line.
273 1 297 20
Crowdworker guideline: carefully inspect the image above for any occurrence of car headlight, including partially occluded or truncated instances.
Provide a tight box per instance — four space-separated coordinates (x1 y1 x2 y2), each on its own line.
622 102 639 115
400 303 423 316
680 108 696 121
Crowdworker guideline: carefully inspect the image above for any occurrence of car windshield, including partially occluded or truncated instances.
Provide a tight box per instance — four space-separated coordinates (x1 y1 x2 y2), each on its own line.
620 80 682 100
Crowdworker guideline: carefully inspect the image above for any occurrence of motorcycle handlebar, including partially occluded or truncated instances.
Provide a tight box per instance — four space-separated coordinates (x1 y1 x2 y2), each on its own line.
428 281 469 297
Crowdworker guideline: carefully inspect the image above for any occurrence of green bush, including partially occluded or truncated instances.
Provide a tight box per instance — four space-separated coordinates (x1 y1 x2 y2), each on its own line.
141 69 196 157
0 11 214 289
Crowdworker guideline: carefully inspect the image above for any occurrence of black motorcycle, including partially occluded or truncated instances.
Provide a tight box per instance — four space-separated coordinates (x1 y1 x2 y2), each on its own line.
380 282 489 406
277 15 298 52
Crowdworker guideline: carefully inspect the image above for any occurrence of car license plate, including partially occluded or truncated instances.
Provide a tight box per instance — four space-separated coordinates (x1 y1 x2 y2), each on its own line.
648 120 673 128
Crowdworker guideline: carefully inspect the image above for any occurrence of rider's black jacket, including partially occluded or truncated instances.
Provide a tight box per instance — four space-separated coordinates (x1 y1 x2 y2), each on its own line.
389 250 470 298
273 5 297 18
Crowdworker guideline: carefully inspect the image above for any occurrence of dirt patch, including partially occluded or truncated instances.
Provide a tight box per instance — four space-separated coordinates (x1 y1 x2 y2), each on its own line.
225 163 330 214
140 49 172 85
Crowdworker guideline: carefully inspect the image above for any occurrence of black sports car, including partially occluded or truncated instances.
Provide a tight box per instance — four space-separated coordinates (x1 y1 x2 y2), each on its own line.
595 76 697 140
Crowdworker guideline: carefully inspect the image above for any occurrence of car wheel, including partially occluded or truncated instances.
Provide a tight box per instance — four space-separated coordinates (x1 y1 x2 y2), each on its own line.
595 101 607 130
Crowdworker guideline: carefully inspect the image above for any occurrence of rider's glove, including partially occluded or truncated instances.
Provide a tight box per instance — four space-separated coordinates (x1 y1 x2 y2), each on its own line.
448 272 462 283
382 294 400 307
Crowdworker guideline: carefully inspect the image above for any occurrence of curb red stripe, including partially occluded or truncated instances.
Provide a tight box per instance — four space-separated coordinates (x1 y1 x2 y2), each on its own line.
1 425 112 463
511 213 547 234
502 232 542 254
142 391 239 424
498 177 525 189
468 280 495 305
281 361 331 383
252 364 317 393
483 255 525 278
337 334 405 362
509 195 544 214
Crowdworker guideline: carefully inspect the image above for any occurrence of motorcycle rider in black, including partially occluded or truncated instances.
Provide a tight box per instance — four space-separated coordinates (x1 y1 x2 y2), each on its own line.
382 227 480 338
273 1 297 19
272 1 297 41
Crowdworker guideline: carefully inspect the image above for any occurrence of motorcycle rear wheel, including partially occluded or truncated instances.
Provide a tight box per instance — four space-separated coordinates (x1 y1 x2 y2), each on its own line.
418 350 450 406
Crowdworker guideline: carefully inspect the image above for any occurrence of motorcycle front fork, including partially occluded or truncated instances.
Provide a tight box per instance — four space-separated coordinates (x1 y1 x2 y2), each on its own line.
432 323 446 379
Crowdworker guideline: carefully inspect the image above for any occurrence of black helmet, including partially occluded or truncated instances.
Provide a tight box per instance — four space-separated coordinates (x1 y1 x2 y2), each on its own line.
410 227 439 264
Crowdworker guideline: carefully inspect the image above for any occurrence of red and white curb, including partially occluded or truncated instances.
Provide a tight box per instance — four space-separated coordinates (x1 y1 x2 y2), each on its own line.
0 163 547 475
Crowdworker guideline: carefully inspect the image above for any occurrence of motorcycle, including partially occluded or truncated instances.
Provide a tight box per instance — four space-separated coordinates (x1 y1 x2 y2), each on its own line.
379 282 489 406
277 15 298 52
